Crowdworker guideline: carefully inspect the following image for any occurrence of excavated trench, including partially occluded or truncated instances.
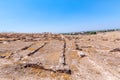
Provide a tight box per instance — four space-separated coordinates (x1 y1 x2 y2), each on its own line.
23 39 72 75
27 42 47 56
0 43 34 59
21 43 34 50
0 33 120 80
0 37 84 76
12 40 72 75
7 43 35 59
62 39 67 65
60 39 72 74
16 63 71 74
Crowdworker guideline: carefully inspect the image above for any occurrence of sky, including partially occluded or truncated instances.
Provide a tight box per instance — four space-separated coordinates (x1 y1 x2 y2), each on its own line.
0 0 120 33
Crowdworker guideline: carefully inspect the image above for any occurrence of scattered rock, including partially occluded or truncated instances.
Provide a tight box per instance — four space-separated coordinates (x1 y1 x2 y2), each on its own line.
110 48 120 52
78 51 86 57
0 32 120 80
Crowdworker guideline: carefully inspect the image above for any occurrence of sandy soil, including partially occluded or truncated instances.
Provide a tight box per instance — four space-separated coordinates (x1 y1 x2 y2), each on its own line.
0 31 120 80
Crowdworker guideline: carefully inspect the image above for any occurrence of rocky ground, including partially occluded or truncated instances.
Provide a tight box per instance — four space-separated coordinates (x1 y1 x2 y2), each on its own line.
0 31 120 80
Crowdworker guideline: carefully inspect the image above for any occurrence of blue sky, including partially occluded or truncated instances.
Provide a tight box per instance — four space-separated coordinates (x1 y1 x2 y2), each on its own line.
0 0 120 33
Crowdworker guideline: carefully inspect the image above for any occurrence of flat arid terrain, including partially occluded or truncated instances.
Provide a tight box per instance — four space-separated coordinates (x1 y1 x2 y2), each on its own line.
0 31 120 80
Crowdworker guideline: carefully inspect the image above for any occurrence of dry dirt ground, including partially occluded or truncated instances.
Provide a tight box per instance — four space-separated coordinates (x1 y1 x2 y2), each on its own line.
0 31 120 80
